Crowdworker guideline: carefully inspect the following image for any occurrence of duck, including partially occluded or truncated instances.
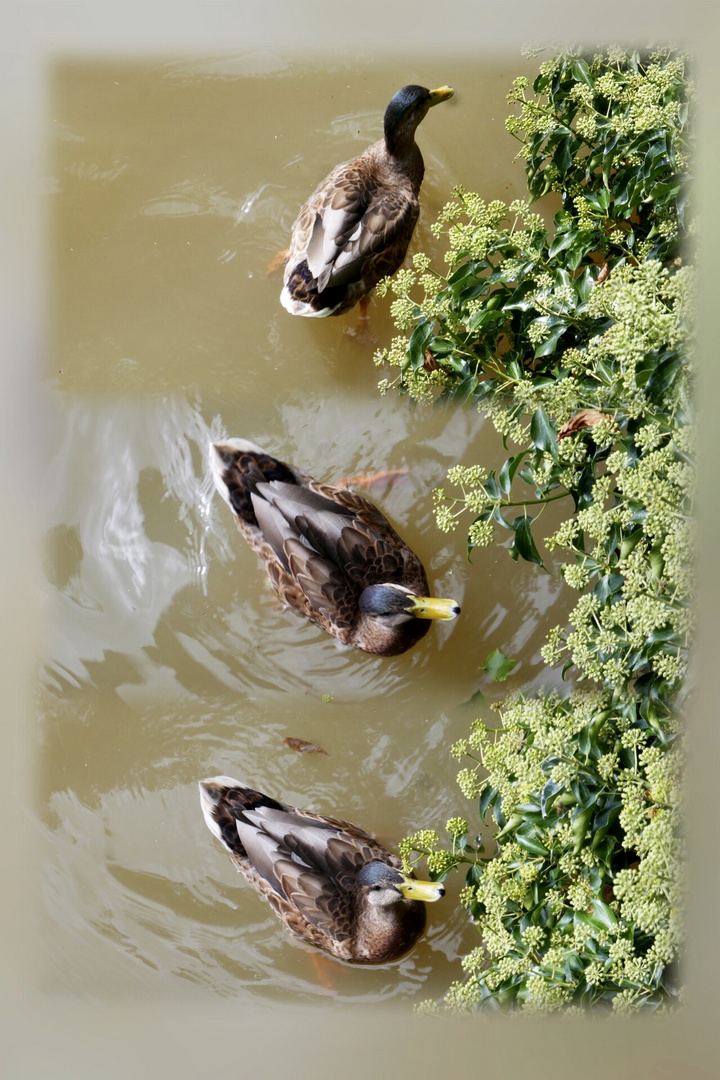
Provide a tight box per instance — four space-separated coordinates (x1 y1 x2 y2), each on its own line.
199 776 445 964
210 438 460 656
280 83 454 321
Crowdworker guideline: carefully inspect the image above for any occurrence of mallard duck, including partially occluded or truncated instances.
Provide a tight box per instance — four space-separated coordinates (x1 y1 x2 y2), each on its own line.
280 83 454 319
210 438 460 656
199 776 445 964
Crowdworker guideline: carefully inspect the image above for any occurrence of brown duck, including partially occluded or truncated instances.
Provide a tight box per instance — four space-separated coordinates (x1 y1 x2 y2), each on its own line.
280 84 454 319
210 438 460 656
199 776 445 964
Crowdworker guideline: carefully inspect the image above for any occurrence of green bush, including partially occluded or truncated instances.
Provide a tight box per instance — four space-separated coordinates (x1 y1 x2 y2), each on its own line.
376 46 692 1013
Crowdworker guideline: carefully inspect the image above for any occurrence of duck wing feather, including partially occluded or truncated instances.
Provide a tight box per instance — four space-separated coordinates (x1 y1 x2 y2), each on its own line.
237 806 390 946
305 167 417 293
252 480 410 630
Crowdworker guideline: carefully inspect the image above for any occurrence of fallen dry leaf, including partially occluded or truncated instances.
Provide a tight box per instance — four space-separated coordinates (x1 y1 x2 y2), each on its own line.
596 262 610 284
557 409 612 441
284 737 329 756
336 468 410 488
423 348 441 372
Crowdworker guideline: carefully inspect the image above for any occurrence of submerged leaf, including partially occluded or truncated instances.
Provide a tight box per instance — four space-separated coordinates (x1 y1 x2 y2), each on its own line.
463 688 486 708
284 737 329 756
484 649 518 681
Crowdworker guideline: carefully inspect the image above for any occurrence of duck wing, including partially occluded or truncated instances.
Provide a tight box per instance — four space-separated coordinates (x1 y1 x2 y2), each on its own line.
305 166 417 293
237 805 388 946
252 480 407 631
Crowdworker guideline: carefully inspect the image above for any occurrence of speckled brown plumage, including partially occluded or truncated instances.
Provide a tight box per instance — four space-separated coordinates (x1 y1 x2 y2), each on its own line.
210 439 460 656
199 777 440 964
280 84 453 318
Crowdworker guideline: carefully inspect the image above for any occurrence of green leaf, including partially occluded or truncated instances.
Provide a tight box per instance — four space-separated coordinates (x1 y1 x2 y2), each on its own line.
446 373 478 405
553 134 574 175
650 544 665 580
462 688 486 708
586 188 611 214
515 824 550 858
511 515 543 566
534 321 569 360
588 898 618 931
484 472 501 500
503 280 537 311
430 337 457 357
571 805 594 853
467 307 506 332
594 572 624 603
496 811 524 839
593 796 622 832
548 229 574 259
498 451 526 495
541 778 564 817
484 649 518 682
478 784 498 820
571 58 594 88
578 722 593 757
407 319 435 372
530 407 559 460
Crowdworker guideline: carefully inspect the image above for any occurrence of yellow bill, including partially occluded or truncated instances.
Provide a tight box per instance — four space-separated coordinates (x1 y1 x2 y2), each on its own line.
428 86 454 106
395 873 445 902
406 594 461 621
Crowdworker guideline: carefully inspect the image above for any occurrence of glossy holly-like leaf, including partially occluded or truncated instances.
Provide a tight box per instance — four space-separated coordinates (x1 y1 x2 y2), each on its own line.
498 452 526 495
407 319 435 372
530 407 560 461
510 515 544 566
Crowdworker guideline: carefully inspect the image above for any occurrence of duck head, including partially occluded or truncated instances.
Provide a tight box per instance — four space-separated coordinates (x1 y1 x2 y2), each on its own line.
355 582 460 656
383 84 454 157
356 861 446 907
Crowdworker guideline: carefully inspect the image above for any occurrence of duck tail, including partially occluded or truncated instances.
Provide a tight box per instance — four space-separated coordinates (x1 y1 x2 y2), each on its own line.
209 440 298 525
280 260 346 317
198 777 286 857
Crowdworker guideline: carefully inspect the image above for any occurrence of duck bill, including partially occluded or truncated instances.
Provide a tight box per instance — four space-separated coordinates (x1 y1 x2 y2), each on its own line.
395 874 445 902
405 594 461 621
428 86 454 106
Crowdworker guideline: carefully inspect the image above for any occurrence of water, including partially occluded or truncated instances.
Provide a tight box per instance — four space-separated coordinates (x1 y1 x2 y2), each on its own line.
40 53 572 1003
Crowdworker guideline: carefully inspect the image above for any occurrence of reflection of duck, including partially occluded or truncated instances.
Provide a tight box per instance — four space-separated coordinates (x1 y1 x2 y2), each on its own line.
280 84 454 319
199 776 445 964
210 439 460 656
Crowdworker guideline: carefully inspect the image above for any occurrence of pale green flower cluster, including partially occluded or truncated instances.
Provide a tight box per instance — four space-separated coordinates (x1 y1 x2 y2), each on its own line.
446 816 469 838
419 256 692 570
467 519 494 548
394 45 690 1015
427 850 457 876
505 48 689 151
456 766 483 800
431 690 683 1013
398 829 440 874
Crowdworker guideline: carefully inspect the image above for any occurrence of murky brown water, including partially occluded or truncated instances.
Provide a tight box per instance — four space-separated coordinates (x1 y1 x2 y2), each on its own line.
40 53 572 1003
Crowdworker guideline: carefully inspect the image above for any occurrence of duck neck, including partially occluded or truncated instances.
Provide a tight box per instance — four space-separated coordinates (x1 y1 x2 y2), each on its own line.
354 900 406 963
382 131 425 191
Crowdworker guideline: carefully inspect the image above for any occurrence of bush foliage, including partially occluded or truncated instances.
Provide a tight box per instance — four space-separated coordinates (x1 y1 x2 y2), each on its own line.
376 47 692 1013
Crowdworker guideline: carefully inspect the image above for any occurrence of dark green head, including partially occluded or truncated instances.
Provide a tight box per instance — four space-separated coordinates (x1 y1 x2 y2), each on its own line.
383 84 454 154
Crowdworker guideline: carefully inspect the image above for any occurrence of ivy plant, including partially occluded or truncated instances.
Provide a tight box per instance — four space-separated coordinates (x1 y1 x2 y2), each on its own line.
376 46 692 1013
